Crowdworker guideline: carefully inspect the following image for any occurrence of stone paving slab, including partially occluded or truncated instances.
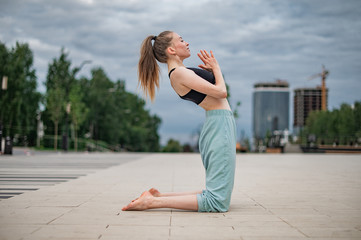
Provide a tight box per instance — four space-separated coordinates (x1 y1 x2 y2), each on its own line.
0 153 361 239
0 152 143 200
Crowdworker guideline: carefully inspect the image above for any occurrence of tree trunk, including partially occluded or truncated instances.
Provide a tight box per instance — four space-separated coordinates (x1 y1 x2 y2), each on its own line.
74 122 78 152
54 121 58 151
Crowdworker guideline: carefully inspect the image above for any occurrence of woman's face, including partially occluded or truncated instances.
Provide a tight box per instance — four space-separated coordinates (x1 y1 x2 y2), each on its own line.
171 32 190 59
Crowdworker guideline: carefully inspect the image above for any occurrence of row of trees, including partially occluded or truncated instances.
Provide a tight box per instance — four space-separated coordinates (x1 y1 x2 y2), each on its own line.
0 42 41 146
0 41 161 152
302 101 361 145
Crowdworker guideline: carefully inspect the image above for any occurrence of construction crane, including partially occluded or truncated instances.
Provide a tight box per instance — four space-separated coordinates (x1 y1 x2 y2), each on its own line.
309 65 329 111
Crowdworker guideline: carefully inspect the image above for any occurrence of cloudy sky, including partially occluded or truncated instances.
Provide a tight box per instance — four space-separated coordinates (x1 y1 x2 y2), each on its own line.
1 0 361 145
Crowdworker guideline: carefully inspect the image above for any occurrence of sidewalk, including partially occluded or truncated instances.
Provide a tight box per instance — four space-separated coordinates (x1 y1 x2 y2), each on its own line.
0 153 361 240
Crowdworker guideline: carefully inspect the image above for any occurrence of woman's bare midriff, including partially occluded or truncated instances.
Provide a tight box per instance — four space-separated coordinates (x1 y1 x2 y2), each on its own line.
199 96 231 111
170 74 231 111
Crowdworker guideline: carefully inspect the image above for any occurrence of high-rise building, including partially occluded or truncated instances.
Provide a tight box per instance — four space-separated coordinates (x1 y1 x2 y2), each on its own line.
253 80 290 139
293 87 328 134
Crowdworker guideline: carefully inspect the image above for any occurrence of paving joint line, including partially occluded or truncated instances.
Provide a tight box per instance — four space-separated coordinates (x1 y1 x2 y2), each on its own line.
46 207 75 225
30 226 42 235
277 216 310 238
46 213 66 225
245 192 310 238
244 193 268 211
169 210 173 239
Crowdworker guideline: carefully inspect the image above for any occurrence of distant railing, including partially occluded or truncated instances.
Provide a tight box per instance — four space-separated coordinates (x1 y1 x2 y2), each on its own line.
9 134 117 152
298 134 361 147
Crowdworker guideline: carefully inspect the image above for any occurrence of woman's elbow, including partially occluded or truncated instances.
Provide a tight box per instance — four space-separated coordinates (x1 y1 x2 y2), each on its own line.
218 90 227 99
211 87 227 99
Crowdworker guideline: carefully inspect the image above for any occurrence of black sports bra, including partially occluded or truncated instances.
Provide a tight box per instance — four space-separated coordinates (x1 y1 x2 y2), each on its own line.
168 67 216 105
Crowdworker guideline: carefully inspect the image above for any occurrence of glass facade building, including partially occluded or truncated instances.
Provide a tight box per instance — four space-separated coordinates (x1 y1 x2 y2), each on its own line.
253 80 290 139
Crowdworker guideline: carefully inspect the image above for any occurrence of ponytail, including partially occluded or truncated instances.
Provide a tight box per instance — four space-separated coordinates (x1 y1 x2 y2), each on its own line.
138 31 173 101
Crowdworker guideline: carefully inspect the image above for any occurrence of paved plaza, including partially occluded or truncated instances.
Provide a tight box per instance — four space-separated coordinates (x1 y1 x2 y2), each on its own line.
0 151 360 240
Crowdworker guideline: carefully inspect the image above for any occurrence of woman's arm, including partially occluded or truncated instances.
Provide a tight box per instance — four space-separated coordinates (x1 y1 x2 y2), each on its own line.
172 50 227 99
198 50 227 98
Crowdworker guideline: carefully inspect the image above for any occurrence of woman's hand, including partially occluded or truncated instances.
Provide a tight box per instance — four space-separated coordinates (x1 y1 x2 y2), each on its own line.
197 50 219 72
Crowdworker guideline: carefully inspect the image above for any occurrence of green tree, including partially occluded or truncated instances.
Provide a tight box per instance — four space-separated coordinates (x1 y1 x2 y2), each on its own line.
80 68 161 152
0 42 41 145
46 87 64 150
68 82 88 151
304 101 361 145
354 102 361 140
42 49 161 152
225 82 241 119
338 104 355 144
45 48 72 92
82 67 115 144
44 49 72 150
162 139 182 152
121 91 160 151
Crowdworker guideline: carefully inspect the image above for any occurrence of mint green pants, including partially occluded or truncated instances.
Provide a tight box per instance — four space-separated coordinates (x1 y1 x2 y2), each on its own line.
197 109 237 212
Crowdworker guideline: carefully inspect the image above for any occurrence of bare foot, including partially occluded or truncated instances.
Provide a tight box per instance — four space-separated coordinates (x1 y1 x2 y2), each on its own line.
149 188 161 197
122 191 154 211
130 188 160 202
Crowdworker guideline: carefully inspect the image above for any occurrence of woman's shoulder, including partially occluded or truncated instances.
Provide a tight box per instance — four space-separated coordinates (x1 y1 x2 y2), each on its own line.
169 66 193 78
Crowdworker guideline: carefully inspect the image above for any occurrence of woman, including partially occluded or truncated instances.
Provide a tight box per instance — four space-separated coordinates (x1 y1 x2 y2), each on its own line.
122 31 236 212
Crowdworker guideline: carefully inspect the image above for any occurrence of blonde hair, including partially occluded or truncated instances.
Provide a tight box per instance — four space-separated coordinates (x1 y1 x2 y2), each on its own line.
138 31 173 101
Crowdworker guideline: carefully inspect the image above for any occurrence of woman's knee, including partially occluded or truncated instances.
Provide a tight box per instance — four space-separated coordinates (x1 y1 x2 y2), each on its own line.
197 190 231 212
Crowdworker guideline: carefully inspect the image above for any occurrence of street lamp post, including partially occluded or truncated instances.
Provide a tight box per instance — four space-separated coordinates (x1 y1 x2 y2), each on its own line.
0 76 8 154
